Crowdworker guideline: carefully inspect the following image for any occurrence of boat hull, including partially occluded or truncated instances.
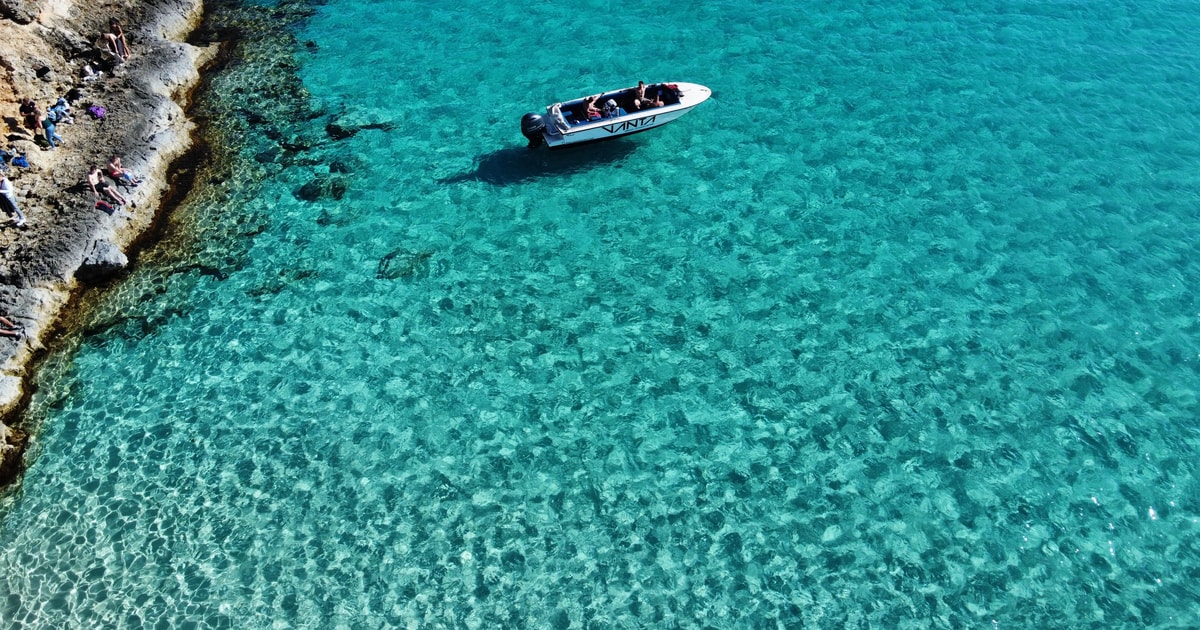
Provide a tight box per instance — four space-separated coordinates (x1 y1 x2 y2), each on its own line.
529 82 711 149
545 105 698 149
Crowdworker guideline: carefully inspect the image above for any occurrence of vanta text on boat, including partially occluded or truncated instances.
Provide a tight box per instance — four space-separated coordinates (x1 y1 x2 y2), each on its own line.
520 82 711 149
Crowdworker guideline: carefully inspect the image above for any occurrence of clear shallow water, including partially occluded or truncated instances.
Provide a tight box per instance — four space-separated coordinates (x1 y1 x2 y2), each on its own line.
3 0 1200 627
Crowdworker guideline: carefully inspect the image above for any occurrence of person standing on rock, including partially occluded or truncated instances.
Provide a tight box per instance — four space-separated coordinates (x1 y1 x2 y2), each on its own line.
0 175 25 227
43 107 65 149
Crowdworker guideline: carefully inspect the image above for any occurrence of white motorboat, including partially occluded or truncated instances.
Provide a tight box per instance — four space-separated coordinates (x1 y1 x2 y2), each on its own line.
520 82 711 149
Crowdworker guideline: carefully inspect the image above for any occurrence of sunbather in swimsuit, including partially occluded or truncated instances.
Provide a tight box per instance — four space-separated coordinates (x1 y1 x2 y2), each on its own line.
107 156 141 186
89 165 127 205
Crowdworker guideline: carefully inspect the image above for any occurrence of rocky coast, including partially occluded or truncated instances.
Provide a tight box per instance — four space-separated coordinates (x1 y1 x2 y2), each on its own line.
0 0 214 483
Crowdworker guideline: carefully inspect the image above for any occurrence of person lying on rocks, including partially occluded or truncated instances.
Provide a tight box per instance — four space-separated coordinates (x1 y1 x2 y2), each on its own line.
107 155 142 187
0 316 22 339
88 165 127 206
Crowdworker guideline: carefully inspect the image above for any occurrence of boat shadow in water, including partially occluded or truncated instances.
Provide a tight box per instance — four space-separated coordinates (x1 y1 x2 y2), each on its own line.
437 142 638 187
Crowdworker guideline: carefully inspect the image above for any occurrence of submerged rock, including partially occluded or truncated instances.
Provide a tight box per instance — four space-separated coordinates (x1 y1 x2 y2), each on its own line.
296 178 323 201
325 118 396 141
294 174 349 202
377 248 432 280
325 121 357 140
328 177 347 200
254 146 282 164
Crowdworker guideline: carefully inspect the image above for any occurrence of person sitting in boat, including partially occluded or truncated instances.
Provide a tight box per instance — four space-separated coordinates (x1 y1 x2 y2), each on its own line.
636 94 663 110
602 99 620 118
630 82 648 110
631 82 662 110
584 95 602 119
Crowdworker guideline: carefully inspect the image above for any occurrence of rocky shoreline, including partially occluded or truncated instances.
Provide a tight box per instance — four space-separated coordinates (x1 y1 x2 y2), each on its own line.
0 0 214 483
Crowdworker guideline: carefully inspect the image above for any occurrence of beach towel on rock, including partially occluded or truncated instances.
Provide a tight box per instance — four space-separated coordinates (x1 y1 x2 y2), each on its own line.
88 105 106 119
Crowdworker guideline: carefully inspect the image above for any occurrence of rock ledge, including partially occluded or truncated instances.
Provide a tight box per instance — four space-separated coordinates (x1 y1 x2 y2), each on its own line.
0 0 214 484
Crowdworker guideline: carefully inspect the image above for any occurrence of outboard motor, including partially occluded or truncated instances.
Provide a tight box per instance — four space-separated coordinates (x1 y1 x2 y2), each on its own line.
520 112 546 148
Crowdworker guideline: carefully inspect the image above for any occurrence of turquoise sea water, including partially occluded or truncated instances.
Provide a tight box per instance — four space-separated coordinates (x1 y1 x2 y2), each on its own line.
3 0 1200 626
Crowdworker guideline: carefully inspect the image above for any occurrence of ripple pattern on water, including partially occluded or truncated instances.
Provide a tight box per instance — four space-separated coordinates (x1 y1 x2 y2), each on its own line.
3 0 1200 627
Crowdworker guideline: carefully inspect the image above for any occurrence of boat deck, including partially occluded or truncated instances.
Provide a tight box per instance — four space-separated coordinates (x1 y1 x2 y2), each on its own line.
555 84 681 126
